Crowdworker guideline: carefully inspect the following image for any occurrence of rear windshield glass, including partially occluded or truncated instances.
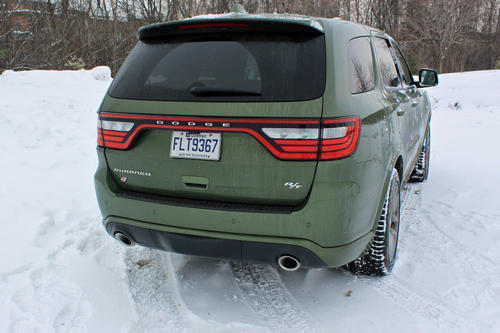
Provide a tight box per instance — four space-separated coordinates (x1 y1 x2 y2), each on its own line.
109 32 326 102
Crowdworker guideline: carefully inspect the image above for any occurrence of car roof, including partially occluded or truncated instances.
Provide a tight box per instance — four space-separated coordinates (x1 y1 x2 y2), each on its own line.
136 5 387 41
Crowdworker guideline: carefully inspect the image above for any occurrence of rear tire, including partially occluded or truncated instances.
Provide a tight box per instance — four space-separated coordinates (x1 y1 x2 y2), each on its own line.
409 126 430 182
347 169 400 276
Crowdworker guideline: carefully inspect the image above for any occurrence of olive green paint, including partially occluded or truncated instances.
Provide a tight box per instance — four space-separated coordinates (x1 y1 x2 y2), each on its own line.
95 14 433 268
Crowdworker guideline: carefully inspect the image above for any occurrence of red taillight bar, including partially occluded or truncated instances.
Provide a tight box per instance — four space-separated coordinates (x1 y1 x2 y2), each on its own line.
97 113 360 161
177 23 248 30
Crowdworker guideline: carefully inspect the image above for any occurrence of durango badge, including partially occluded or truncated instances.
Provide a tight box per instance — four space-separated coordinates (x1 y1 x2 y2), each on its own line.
113 168 152 176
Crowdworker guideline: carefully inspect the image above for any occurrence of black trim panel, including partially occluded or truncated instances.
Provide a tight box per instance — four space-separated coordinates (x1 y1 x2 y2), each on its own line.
116 190 294 214
106 222 329 268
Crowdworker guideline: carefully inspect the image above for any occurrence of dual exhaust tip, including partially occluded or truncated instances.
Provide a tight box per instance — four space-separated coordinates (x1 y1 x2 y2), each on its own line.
113 232 301 271
114 231 136 247
278 255 301 271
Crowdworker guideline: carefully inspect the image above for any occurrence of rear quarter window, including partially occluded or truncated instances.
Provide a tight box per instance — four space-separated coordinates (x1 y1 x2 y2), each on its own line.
348 37 376 94
374 37 400 88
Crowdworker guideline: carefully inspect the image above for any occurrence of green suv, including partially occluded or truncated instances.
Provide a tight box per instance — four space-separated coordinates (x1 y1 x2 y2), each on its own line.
95 5 438 276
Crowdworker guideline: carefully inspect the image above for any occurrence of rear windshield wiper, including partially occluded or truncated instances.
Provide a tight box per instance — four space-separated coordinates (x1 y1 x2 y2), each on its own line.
190 87 261 97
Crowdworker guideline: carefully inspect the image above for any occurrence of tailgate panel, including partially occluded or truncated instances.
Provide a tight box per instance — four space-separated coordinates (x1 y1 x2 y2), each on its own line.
102 100 322 206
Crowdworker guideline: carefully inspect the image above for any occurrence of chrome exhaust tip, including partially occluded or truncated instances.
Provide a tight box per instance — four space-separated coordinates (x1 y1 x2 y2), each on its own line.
114 231 136 247
278 255 301 271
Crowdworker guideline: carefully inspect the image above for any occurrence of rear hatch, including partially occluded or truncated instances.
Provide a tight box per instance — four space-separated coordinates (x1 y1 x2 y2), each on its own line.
98 18 326 206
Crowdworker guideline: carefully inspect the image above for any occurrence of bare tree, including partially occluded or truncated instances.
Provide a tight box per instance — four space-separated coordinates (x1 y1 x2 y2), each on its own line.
404 0 482 73
0 0 499 73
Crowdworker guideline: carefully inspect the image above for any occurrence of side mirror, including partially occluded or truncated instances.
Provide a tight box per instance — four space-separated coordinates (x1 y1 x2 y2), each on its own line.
418 69 438 87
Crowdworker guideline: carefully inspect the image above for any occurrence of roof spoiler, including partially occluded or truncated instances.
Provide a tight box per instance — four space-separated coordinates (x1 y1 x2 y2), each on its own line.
137 18 324 40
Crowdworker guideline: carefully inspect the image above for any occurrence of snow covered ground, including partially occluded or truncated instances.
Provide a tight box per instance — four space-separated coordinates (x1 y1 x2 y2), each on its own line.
1 68 499 333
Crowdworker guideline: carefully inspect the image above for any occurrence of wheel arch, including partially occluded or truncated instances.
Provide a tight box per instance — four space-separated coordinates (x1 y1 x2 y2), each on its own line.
394 155 404 185
368 154 403 237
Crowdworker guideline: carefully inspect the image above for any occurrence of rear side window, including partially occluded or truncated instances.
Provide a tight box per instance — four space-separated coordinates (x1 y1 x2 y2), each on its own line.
109 33 326 102
374 37 400 88
348 37 375 94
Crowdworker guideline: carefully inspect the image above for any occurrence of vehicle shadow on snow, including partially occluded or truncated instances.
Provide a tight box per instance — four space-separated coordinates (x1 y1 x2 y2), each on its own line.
168 253 357 331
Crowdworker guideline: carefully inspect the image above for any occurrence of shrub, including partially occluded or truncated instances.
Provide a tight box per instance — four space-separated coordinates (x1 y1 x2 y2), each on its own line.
64 56 86 70
406 50 419 75
0 49 10 74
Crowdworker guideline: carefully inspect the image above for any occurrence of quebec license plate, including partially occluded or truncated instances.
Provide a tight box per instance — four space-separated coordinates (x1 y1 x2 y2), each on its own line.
170 131 221 161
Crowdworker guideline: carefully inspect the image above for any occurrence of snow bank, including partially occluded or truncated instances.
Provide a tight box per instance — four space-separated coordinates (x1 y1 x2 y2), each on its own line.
426 70 500 214
1 68 499 332
0 68 134 332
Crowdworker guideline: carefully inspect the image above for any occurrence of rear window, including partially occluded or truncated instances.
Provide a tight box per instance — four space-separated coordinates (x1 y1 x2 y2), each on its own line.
109 32 326 102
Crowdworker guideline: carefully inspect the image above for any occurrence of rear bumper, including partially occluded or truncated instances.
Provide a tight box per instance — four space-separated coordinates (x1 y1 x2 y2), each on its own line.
105 217 374 268
107 221 329 268
95 146 388 268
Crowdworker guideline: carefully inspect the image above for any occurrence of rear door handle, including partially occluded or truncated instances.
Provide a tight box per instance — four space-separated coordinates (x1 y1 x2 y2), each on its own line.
396 107 406 116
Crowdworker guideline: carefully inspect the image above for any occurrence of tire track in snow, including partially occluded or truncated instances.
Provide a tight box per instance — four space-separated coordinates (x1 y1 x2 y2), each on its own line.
402 185 499 331
363 185 489 333
367 275 480 332
125 248 189 333
231 262 318 333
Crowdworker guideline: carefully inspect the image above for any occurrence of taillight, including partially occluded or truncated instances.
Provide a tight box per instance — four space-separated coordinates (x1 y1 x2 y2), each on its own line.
100 120 134 132
97 113 359 161
261 128 319 140
320 117 360 160
97 115 135 148
261 127 319 158
261 117 360 160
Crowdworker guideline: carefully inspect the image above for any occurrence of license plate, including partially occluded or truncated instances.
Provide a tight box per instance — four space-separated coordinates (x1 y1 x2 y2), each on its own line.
170 131 221 161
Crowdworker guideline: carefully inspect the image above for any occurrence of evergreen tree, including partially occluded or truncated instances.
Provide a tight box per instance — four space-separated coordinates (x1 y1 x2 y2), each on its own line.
0 49 10 74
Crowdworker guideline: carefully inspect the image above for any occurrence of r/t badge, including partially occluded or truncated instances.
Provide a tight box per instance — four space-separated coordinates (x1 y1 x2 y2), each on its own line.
284 182 302 189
